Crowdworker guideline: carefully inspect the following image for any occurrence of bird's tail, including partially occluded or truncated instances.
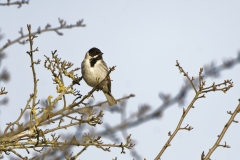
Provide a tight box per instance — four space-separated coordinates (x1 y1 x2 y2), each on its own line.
104 92 117 106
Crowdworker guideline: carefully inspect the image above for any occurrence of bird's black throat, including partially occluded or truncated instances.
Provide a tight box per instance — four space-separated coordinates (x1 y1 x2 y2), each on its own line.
90 55 102 67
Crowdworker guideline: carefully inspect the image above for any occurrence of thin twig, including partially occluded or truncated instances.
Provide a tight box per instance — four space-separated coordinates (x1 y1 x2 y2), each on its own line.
0 0 29 8
154 94 198 160
26 24 38 128
71 145 89 159
4 95 32 134
203 101 240 160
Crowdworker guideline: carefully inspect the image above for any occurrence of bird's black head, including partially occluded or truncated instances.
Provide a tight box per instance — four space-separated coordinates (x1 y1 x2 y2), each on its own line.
88 47 103 57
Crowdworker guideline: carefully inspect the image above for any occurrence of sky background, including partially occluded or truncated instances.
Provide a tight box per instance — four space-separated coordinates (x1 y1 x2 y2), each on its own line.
1 0 240 159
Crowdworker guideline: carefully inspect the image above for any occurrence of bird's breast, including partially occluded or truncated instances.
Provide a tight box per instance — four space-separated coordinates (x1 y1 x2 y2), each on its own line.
81 60 108 87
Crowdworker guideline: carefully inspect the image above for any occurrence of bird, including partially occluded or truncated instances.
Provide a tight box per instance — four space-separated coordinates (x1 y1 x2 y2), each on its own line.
81 47 117 106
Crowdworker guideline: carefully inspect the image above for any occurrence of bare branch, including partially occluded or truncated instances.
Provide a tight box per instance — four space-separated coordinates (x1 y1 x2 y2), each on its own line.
0 0 29 8
0 18 85 53
154 61 233 160
203 101 240 160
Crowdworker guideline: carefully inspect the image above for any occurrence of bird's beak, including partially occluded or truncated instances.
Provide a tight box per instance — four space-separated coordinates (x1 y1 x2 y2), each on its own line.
99 52 103 55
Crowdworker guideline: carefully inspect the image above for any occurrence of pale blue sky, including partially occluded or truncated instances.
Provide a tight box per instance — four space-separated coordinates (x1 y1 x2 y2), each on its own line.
1 1 240 159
